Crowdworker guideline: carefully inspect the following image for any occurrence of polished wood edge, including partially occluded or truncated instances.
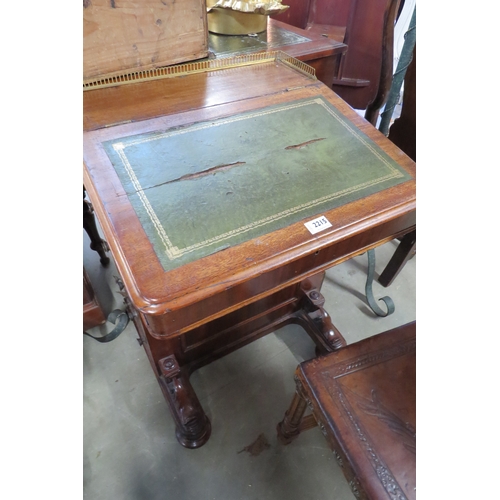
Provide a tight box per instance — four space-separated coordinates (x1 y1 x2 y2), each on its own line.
298 321 416 378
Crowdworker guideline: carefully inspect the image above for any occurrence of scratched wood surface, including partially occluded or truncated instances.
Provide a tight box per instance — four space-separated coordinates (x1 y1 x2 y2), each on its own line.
83 0 208 80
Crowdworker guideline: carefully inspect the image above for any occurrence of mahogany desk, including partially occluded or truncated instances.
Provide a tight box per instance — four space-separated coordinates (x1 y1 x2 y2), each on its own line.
208 18 347 87
83 53 416 449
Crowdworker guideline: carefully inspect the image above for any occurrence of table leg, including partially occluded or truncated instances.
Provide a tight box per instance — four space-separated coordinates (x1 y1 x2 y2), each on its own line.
365 249 395 317
378 230 416 287
293 284 346 353
83 187 110 266
131 312 212 449
158 355 211 449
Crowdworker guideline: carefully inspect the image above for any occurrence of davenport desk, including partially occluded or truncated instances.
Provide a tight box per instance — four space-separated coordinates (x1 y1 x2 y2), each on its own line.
83 53 416 449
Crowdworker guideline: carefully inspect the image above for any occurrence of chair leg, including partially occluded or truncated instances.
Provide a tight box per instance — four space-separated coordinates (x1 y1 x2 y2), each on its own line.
378 230 416 287
277 390 308 445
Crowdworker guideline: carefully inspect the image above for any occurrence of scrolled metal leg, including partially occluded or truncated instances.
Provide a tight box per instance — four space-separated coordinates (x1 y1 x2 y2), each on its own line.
378 230 416 287
365 249 395 317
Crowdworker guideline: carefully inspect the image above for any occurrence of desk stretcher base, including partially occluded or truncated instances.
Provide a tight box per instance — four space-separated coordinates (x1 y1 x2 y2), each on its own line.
130 271 345 448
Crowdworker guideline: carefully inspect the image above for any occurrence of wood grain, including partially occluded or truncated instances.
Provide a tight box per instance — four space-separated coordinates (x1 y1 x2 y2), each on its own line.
83 0 208 80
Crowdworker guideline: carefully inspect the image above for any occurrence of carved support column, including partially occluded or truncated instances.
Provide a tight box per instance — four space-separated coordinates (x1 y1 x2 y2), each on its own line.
295 283 346 353
158 355 211 449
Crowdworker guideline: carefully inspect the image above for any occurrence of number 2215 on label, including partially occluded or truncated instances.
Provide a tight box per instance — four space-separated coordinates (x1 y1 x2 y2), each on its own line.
304 215 332 235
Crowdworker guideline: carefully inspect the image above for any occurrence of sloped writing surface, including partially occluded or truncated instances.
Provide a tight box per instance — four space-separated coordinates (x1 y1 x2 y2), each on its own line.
103 96 412 271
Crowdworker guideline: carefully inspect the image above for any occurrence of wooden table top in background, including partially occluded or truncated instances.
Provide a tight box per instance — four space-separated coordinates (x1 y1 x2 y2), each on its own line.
208 18 346 62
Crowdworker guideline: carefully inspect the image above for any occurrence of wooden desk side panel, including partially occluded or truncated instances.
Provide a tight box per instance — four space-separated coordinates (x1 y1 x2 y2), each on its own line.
83 0 208 80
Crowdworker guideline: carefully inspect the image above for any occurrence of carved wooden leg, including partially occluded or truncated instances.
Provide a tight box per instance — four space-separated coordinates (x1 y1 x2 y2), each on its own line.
158 355 211 449
295 285 346 354
83 187 110 266
277 389 308 445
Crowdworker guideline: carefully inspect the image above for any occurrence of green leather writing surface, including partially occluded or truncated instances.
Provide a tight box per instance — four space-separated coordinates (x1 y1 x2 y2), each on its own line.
209 25 311 57
103 97 412 271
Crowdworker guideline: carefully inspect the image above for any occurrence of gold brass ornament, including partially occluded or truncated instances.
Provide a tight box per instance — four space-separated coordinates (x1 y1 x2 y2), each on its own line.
206 0 289 35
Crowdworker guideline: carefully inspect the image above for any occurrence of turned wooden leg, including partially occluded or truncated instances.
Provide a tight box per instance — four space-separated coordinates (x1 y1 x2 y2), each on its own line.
158 355 211 449
277 389 308 445
83 187 110 266
277 372 319 445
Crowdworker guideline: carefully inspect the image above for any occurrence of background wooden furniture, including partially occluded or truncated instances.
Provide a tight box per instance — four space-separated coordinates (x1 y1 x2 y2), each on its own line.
378 45 416 287
277 321 416 500
208 18 347 88
273 0 402 124
83 54 415 449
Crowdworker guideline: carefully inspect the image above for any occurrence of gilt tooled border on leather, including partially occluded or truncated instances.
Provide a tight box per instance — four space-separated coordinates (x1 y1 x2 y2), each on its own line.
106 97 409 262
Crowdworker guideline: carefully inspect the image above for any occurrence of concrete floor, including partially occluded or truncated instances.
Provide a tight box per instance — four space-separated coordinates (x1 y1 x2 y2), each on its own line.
83 228 415 500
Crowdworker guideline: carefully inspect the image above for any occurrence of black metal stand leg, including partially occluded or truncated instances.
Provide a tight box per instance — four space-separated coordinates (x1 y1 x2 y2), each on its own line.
365 249 395 317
